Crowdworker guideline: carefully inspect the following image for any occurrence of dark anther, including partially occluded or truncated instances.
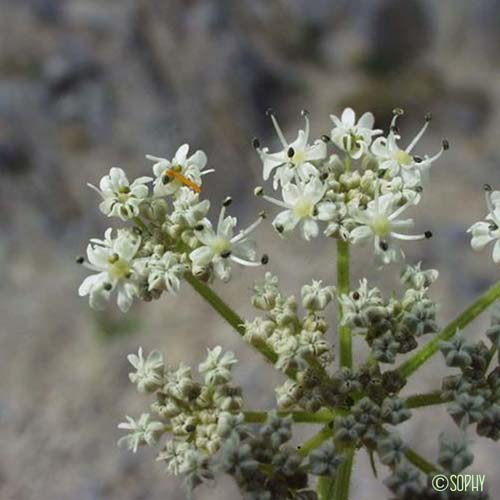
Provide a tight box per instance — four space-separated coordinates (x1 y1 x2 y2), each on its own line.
287 147 295 158
301 109 309 116
425 112 432 122
162 175 170 185
321 134 331 143
489 223 498 231
222 196 232 207
312 207 319 216
415 186 423 193
252 137 260 149
185 424 196 433
320 172 329 181
425 231 433 239
390 125 399 133
194 224 204 231
379 241 389 251
103 283 113 291
484 183 492 192
413 155 423 163
275 224 284 234
261 254 269 265
76 256 84 264
220 250 232 259
393 108 404 116
259 211 267 219
265 108 274 116
442 139 450 150
352 291 360 300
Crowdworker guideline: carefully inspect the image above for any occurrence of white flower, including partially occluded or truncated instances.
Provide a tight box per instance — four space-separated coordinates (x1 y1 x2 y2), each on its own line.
349 191 432 265
78 229 141 312
88 167 152 221
157 441 191 475
141 251 186 294
371 111 445 184
127 347 164 393
330 107 381 159
198 346 237 385
147 144 212 197
118 413 165 453
468 187 500 263
171 187 210 227
261 177 335 240
189 199 264 282
256 110 327 189
380 176 422 206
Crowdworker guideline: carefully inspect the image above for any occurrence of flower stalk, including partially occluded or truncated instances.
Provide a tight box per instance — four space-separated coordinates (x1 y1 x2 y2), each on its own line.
337 239 352 368
397 279 500 379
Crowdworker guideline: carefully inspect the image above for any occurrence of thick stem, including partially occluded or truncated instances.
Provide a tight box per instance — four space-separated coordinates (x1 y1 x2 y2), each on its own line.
405 391 447 409
404 447 440 475
397 280 500 379
297 426 334 458
184 272 279 365
244 409 345 424
332 448 355 500
337 239 352 368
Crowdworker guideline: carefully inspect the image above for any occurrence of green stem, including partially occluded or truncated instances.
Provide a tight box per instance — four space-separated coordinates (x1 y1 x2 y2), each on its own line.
337 239 352 368
297 425 334 458
397 280 500 379
244 409 345 424
404 447 440 475
405 391 447 409
332 447 354 500
184 272 279 365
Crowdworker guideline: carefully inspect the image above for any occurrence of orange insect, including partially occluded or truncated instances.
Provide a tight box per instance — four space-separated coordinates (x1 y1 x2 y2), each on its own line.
164 169 201 193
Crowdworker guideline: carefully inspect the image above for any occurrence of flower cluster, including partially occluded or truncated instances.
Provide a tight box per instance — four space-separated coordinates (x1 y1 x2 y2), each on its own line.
78 106 500 499
247 272 335 411
339 263 439 363
78 145 267 311
254 108 446 264
439 308 500 440
119 347 349 498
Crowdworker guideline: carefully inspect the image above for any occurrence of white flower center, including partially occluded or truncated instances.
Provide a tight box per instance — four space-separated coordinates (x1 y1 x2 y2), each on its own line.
293 198 314 219
393 150 413 166
371 215 391 238
210 237 232 256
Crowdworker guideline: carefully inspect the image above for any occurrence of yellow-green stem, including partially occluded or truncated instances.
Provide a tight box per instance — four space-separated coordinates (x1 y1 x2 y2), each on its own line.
337 239 352 368
244 409 345 424
397 279 500 379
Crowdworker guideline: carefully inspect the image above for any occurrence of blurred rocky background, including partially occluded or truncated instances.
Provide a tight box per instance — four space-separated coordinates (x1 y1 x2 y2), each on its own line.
1 0 500 499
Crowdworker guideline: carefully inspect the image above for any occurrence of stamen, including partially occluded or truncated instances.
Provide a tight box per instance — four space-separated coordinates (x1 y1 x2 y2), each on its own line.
425 231 433 239
76 256 84 264
194 224 204 231
103 283 113 291
220 250 232 259
425 112 432 122
252 137 260 149
275 224 284 234
254 186 264 196
379 241 389 251
269 113 288 148
222 196 233 207
442 139 450 150
287 147 295 158
261 254 269 265
352 291 360 300
406 119 430 153
321 134 331 143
